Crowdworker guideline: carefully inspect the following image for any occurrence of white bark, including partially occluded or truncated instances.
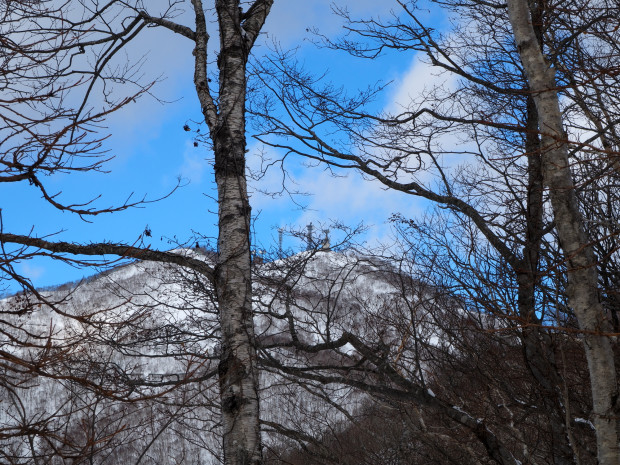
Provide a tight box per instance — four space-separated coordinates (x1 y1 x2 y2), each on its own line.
191 1 273 463
506 1 620 463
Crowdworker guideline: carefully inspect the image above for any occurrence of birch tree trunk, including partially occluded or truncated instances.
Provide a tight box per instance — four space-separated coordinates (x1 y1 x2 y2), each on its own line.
506 1 620 463
190 0 273 463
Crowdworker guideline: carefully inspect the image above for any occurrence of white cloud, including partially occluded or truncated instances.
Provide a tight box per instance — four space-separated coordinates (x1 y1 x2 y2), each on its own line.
247 143 425 247
386 55 457 115
19 262 45 282
263 1 394 47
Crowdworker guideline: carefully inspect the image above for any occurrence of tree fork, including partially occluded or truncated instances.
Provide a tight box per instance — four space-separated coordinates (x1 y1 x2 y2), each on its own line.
193 1 274 463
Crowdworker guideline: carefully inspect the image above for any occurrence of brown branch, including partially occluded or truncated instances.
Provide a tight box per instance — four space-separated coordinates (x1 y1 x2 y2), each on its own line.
0 233 214 283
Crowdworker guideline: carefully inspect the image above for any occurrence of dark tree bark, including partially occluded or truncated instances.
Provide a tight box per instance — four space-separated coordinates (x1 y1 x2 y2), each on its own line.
517 96 576 465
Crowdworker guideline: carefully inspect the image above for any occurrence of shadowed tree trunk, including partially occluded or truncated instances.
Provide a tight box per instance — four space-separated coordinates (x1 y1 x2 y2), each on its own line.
518 95 576 465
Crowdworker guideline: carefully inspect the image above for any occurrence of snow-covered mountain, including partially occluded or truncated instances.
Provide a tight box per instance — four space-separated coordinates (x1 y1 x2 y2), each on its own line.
1 247 596 465
0 248 438 464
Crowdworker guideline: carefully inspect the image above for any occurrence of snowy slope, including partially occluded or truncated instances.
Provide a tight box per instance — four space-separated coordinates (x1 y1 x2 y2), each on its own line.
0 248 446 464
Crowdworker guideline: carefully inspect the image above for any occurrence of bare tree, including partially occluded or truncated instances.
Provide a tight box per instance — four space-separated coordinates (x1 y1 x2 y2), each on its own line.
249 0 620 462
6 1 619 463
0 1 172 456
136 1 275 462
506 1 620 462
1 1 276 463
253 246 526 464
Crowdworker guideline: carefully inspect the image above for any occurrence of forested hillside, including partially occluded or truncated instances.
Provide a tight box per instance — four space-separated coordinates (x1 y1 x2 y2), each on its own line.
0 249 598 463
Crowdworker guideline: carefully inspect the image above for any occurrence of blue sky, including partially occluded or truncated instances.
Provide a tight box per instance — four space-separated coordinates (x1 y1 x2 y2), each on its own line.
3 1 450 292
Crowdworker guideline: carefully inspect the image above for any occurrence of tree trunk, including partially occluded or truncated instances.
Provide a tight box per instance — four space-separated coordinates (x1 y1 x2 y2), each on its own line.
213 4 258 464
506 1 620 463
191 0 273 463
